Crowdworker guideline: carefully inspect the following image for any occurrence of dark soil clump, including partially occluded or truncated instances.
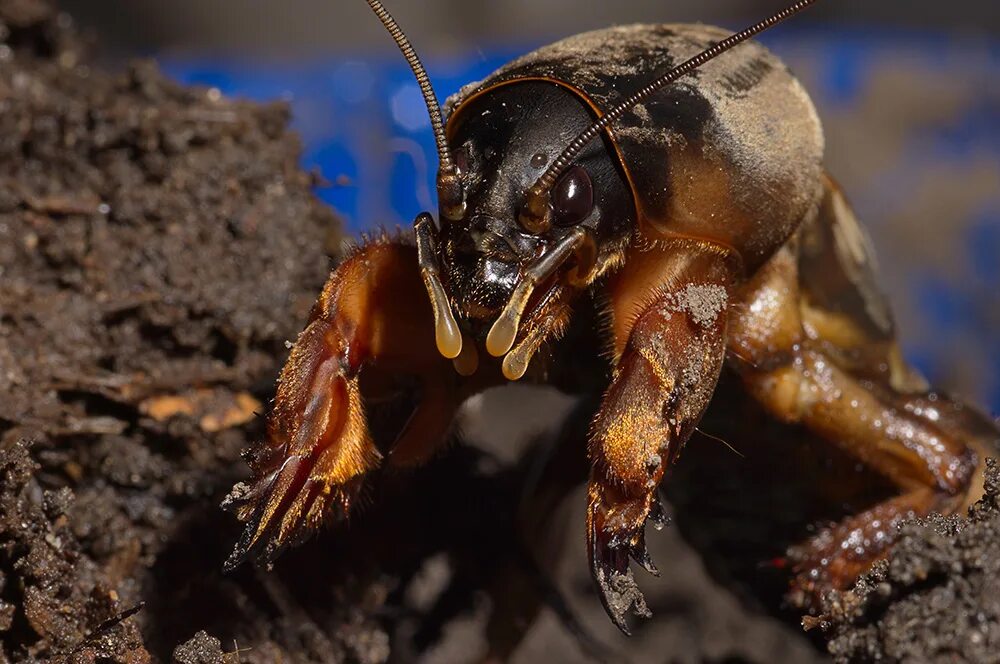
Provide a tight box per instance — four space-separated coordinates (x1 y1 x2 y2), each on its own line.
171 631 228 664
0 442 149 661
816 459 1000 663
0 1 378 660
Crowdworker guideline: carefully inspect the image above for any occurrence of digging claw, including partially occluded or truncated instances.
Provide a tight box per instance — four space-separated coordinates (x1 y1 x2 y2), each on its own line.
221 448 357 573
588 491 659 635
591 544 653 635
631 538 660 577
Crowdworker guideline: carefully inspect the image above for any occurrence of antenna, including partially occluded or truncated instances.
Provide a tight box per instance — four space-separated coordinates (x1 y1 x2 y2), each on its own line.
364 0 465 219
519 0 821 233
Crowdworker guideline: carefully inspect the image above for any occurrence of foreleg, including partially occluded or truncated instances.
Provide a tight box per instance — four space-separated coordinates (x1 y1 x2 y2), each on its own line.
589 248 732 633
224 236 457 568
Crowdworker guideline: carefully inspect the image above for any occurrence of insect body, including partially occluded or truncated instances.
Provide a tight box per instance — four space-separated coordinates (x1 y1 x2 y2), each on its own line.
223 0 999 638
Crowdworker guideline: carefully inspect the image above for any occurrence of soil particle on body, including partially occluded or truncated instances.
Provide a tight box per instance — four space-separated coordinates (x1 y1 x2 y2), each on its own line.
665 283 728 328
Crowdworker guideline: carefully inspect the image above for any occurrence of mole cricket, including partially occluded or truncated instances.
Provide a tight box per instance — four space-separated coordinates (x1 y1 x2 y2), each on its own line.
222 0 999 634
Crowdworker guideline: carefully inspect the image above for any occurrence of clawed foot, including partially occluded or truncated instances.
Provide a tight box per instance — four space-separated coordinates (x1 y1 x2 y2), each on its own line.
587 482 668 634
218 312 382 572
786 507 909 611
786 535 841 611
221 446 363 571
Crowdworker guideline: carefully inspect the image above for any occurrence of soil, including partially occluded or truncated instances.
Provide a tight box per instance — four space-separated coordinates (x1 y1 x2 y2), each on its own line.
815 459 1000 663
0 1 371 660
0 1 998 663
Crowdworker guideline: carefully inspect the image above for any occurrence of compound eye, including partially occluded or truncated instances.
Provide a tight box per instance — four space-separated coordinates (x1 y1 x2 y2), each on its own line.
552 165 593 227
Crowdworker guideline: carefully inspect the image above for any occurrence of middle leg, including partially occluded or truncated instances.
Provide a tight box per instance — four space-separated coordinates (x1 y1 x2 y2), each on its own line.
728 217 983 607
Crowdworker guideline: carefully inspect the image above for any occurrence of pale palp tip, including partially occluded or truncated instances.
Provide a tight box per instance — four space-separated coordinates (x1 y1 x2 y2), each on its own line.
435 316 463 359
485 316 517 357
501 352 529 381
452 336 479 376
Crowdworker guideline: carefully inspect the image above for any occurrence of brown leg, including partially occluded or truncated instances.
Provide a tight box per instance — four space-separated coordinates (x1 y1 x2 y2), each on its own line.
891 390 1000 511
743 340 976 606
385 374 461 468
224 236 459 569
589 246 733 633
728 179 987 608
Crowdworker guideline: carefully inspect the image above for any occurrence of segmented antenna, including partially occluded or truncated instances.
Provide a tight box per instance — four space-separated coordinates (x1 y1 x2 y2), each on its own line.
364 0 456 181
520 0 820 230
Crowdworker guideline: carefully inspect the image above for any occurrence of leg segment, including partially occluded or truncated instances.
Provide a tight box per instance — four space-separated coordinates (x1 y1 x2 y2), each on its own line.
224 235 458 569
728 177 991 607
589 247 732 633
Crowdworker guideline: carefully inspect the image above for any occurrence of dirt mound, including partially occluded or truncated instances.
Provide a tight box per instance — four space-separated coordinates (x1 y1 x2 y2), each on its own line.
0 1 383 660
815 459 1000 663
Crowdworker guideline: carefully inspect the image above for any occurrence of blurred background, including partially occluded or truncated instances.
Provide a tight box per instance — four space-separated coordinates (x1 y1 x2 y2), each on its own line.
55 0 1000 54
60 1 1000 411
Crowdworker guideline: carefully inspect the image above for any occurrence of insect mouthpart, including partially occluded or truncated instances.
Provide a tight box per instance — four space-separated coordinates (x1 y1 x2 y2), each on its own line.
432 219 586 379
485 227 586 360
415 213 463 360
456 214 535 265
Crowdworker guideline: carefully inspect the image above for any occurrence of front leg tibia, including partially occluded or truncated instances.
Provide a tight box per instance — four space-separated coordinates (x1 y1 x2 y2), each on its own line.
224 238 448 569
589 267 729 634
223 316 376 569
